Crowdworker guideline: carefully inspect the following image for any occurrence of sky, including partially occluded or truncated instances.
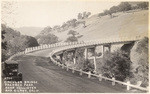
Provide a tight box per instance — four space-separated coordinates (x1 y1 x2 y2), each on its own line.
2 0 121 28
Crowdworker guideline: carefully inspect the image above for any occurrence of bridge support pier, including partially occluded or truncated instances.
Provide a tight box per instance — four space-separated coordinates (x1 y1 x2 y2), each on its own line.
84 46 97 73
72 49 77 64
59 53 63 61
84 48 88 60
103 44 111 54
93 47 97 72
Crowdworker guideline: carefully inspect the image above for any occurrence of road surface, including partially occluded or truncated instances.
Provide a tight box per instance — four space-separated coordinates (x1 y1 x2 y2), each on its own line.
11 48 130 93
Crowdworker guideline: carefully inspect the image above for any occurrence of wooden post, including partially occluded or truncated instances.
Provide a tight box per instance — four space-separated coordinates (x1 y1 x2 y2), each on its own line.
99 74 102 81
73 58 76 64
73 49 76 64
72 69 75 73
88 71 91 78
93 56 96 72
66 67 69 71
80 69 82 76
112 77 115 86
102 45 104 58
127 81 130 90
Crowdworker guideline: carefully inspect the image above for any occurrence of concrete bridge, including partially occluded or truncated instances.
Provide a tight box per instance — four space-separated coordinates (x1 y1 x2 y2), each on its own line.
4 36 148 93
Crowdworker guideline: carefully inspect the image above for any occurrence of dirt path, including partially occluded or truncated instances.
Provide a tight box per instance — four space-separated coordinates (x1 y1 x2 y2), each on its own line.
12 49 129 93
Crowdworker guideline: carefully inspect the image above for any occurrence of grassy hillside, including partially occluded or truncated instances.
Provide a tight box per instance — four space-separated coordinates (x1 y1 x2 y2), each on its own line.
50 10 148 42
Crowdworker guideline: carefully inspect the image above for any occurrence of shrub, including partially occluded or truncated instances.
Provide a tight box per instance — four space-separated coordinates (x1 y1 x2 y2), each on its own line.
98 13 105 17
83 59 94 73
101 50 131 81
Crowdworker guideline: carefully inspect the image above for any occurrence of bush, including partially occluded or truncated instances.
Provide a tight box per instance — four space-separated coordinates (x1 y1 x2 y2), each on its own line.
101 50 131 81
83 59 94 73
65 36 78 42
8 35 39 55
118 2 131 12
37 33 58 44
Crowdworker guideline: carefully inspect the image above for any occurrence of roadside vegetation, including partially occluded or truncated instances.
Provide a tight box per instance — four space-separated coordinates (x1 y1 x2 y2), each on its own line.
1 24 39 61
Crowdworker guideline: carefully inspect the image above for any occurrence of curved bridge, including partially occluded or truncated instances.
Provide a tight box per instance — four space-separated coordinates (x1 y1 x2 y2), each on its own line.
5 36 148 93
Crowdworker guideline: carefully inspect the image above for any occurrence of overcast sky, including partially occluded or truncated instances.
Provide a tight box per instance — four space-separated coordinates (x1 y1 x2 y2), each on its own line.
2 0 121 28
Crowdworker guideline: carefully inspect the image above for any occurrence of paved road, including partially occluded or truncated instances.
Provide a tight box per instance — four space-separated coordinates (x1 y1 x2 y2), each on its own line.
14 48 129 93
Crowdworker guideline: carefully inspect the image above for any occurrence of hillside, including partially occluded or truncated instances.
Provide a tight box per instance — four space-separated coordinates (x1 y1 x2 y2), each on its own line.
2 24 39 61
15 27 44 37
56 10 148 42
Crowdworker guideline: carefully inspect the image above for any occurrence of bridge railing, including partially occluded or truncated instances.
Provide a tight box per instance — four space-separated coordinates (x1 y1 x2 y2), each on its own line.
6 36 142 62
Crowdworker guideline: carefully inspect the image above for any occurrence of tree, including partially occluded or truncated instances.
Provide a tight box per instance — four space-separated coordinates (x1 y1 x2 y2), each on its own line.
65 36 78 42
61 22 68 29
37 33 58 44
66 19 77 28
67 30 79 37
8 35 39 55
87 12 91 17
78 13 82 19
53 25 60 31
137 2 148 9
2 30 7 49
109 6 119 13
103 9 112 18
118 2 131 12
83 11 87 19
76 21 86 27
66 30 82 42
1 24 39 61
41 26 52 34
82 11 91 19
2 29 7 61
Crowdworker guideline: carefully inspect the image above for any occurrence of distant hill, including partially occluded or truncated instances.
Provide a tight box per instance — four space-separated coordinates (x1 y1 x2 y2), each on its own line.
15 27 44 37
36 10 148 43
